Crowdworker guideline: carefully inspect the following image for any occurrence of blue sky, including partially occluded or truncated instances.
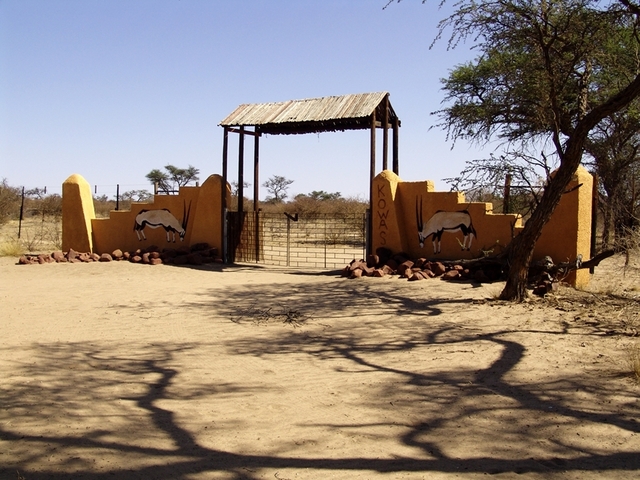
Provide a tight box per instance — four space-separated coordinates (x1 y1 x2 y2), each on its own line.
0 0 485 200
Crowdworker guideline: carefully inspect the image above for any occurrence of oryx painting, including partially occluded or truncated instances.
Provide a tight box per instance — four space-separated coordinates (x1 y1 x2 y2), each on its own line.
134 201 191 242
416 196 477 254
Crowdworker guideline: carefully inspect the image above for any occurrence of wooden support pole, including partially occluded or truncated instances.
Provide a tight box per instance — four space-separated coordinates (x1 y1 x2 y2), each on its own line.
254 128 260 262
222 127 229 212
238 126 245 215
222 127 229 263
253 129 260 212
382 95 389 171
368 112 376 255
392 117 399 175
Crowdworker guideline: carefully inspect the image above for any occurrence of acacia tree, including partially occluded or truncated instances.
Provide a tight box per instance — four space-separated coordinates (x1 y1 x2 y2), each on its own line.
582 24 640 248
427 0 640 301
585 108 640 248
444 152 548 215
146 165 200 194
263 175 293 203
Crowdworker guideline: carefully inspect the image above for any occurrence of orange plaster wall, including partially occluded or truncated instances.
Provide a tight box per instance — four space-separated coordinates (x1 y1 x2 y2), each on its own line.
532 165 593 288
62 174 96 252
371 168 591 286
372 171 404 253
63 174 229 255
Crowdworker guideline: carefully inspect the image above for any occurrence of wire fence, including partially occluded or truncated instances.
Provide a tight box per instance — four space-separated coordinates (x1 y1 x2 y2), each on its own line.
231 212 367 269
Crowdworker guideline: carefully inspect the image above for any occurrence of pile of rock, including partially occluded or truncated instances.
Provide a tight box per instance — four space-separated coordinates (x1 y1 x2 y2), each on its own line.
342 248 503 283
18 243 221 266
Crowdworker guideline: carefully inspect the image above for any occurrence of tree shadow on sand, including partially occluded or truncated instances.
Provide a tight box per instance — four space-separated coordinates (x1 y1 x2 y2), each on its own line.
2 277 639 479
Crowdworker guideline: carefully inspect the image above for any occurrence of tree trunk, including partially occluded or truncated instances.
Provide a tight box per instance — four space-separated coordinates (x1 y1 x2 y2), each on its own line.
601 195 613 250
499 68 640 301
500 153 584 301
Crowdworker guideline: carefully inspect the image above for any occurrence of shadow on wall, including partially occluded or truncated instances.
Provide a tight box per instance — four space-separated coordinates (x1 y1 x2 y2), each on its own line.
372 167 593 286
62 174 231 256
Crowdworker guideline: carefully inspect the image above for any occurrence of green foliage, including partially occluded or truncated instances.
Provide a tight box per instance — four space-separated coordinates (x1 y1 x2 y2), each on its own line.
93 196 116 218
260 193 367 216
296 190 343 201
444 152 548 217
263 175 293 203
429 0 640 300
120 189 153 203
146 164 200 194
0 178 21 224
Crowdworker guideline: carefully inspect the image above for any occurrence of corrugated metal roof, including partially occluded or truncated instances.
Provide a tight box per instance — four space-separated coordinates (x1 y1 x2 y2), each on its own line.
219 92 397 135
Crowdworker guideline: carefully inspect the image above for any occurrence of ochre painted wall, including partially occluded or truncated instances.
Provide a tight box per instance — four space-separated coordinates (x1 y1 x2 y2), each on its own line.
532 165 593 288
62 174 96 253
372 168 592 286
62 174 230 255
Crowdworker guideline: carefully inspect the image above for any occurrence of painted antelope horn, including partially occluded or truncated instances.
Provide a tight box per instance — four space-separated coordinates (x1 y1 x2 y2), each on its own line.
415 196 423 230
182 200 192 230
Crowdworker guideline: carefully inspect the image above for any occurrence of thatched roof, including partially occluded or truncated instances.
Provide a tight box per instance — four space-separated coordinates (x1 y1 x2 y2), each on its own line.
219 92 399 135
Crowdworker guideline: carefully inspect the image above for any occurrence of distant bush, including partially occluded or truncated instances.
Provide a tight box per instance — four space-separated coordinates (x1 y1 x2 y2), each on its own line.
0 178 21 224
93 195 117 218
260 194 368 216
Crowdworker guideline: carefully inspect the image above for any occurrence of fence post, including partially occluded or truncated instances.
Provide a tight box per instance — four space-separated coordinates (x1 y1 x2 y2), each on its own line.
116 184 120 211
590 173 599 274
18 187 25 239
324 215 327 269
286 215 291 267
503 174 512 214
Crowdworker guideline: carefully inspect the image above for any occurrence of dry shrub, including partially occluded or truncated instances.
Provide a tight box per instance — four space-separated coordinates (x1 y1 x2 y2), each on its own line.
260 195 367 216
0 240 24 257
0 216 62 255
619 226 640 272
93 197 117 218
0 179 21 225
626 343 640 383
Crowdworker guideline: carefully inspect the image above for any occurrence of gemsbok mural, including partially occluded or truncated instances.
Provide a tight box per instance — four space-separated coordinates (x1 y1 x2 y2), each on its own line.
372 167 594 287
133 201 191 242
62 173 229 256
62 166 593 287
415 196 477 253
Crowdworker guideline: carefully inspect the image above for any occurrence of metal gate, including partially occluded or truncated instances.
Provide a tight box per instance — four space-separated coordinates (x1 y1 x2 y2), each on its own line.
227 212 366 269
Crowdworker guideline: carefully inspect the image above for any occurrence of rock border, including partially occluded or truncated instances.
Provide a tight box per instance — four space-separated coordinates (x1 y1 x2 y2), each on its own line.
18 243 222 266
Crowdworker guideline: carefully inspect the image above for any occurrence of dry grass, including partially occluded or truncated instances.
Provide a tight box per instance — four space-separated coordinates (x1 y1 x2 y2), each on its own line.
0 240 25 257
0 216 61 256
626 343 640 383
537 252 640 382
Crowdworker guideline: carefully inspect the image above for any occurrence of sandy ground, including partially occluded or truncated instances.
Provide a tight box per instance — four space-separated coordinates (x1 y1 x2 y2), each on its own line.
0 254 639 480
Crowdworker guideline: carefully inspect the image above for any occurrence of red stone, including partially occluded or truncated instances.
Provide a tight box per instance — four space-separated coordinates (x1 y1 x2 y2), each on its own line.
441 270 460 280
51 251 66 262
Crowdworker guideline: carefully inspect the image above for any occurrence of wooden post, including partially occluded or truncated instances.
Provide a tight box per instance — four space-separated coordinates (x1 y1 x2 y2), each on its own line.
392 117 399 175
18 186 25 239
253 129 260 213
254 128 260 261
382 95 389 171
238 126 245 215
222 127 229 212
503 174 512 214
221 127 229 262
368 112 376 256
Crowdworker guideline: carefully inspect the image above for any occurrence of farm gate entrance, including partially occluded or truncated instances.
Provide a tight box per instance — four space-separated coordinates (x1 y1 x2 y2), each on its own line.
226 212 367 269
